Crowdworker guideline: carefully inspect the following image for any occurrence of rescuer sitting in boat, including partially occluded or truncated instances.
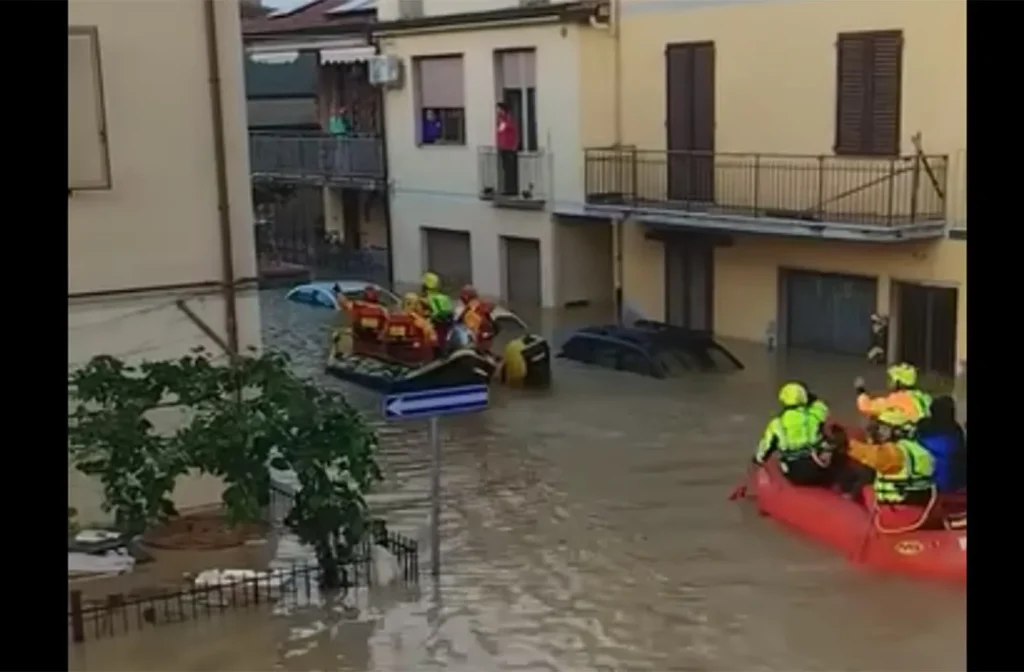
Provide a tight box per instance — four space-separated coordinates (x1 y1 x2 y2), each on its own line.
420 272 455 354
916 396 967 494
854 363 933 436
456 285 498 352
333 284 389 356
381 293 438 363
850 410 939 531
754 382 835 486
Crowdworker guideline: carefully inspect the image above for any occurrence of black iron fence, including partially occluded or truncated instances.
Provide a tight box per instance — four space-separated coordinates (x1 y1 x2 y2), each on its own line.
250 132 385 184
69 483 418 644
584 147 949 227
477 146 548 205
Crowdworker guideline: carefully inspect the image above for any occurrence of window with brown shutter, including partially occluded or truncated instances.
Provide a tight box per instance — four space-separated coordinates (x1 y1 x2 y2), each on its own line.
834 30 903 157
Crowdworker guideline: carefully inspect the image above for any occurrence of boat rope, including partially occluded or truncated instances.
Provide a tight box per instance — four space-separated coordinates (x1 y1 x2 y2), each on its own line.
871 484 938 535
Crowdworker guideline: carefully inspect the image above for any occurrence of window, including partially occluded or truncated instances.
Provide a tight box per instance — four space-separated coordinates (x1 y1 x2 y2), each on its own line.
68 26 111 190
835 30 903 157
414 55 465 145
495 49 538 151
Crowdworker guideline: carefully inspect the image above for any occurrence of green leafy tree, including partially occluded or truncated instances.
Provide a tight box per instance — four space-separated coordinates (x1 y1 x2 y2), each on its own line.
67 348 382 588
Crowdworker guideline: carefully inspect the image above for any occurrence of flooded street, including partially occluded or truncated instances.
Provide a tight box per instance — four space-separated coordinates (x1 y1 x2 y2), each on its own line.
70 290 965 672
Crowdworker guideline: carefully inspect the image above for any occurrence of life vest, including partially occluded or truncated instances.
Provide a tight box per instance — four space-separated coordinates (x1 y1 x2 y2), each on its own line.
348 301 388 338
874 439 935 504
383 312 437 348
461 299 495 347
757 407 824 465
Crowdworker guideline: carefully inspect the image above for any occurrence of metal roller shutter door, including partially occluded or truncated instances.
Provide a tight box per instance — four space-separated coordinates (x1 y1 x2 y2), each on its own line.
785 270 876 356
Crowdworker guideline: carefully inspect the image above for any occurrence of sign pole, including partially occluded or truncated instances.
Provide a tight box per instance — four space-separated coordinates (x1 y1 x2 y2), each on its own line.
429 414 441 579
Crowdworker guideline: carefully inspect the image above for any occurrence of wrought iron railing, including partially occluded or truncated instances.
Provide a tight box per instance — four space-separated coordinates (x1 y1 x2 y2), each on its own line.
249 132 385 182
584 147 949 227
477 146 548 205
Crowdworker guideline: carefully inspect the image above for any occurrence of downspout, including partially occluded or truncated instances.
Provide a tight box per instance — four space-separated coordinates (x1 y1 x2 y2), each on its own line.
202 0 240 357
371 36 396 290
611 0 625 324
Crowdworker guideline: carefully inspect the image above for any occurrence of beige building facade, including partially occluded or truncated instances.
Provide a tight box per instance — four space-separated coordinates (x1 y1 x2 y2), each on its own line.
68 0 261 521
574 0 966 376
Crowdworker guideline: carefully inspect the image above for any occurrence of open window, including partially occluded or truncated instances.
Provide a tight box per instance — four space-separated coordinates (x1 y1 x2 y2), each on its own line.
68 26 112 192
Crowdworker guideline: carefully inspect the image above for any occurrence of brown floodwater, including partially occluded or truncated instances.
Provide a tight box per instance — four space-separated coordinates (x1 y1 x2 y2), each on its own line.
69 292 965 672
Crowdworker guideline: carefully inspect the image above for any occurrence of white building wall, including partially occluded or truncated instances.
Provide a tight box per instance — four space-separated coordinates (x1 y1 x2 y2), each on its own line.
380 24 584 307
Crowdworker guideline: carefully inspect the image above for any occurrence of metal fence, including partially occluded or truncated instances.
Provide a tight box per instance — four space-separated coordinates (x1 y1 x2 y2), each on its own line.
69 484 419 644
584 147 948 227
477 146 548 206
250 132 385 184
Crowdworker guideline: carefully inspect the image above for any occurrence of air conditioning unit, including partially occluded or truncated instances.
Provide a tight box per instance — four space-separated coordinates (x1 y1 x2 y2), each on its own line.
520 0 550 6
369 54 403 87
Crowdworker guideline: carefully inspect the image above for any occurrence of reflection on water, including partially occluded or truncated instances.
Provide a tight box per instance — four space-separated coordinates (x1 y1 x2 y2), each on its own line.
70 290 965 672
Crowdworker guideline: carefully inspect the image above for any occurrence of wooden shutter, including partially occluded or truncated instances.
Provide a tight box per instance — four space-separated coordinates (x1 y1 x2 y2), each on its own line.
835 30 903 156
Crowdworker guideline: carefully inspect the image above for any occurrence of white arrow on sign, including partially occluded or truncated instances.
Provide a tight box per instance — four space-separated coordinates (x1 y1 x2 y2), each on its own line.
385 388 488 417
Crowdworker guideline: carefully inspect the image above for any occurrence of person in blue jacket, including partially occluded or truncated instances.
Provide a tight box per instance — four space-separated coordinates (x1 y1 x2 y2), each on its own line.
916 395 966 493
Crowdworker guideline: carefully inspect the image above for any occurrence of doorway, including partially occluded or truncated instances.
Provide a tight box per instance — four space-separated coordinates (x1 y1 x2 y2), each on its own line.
502 236 542 307
664 238 714 331
341 188 362 249
895 282 958 377
423 227 473 290
783 270 877 356
665 41 716 204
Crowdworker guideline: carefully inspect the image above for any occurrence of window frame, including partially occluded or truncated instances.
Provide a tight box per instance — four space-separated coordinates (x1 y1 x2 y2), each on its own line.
413 54 467 147
833 29 904 158
68 25 112 192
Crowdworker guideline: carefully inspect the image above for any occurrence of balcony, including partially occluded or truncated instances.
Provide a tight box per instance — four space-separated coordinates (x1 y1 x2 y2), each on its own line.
583 147 950 241
249 132 385 189
477 146 548 210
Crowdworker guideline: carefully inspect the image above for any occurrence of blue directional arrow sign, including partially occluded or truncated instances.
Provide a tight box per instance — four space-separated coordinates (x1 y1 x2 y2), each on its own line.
383 384 489 421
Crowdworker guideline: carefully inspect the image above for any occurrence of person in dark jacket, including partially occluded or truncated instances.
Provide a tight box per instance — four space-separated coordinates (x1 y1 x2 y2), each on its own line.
916 395 966 492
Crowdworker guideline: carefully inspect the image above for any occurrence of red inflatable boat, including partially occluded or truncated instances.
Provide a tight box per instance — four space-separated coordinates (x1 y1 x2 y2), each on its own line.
747 457 966 584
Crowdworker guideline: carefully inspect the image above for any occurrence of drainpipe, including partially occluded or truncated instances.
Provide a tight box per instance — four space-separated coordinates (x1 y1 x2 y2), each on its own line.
371 37 396 290
610 0 625 324
202 0 240 356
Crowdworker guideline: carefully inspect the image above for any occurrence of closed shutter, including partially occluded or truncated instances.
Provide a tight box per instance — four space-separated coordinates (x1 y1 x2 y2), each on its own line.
835 30 903 156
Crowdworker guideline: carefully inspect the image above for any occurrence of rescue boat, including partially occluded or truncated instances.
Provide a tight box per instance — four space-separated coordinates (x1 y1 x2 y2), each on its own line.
748 456 966 584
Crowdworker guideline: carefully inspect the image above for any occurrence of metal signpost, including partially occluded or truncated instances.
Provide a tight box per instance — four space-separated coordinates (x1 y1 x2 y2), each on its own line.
383 384 489 577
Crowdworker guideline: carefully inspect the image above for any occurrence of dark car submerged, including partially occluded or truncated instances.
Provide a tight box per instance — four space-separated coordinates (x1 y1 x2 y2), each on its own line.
556 320 744 379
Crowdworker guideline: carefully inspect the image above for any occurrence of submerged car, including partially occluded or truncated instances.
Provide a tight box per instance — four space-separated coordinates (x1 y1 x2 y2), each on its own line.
556 320 744 379
285 281 551 393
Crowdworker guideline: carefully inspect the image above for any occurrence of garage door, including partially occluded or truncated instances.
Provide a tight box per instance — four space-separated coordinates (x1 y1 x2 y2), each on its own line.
665 239 714 331
503 236 542 306
785 270 876 356
423 228 472 290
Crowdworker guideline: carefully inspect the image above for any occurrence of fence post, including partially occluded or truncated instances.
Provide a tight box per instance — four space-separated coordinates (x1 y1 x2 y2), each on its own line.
816 155 826 219
886 159 897 226
909 153 922 223
70 590 85 643
753 154 761 214
630 147 639 205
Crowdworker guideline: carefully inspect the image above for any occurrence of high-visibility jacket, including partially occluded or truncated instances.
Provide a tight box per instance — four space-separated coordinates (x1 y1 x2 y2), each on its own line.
461 299 496 348
755 407 825 465
857 389 932 426
340 297 388 338
874 439 935 504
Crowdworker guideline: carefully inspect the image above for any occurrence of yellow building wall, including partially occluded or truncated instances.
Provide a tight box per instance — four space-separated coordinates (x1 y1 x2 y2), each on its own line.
614 0 966 365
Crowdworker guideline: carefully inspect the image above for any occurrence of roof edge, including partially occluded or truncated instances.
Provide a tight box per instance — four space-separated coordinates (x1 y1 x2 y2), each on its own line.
371 1 604 36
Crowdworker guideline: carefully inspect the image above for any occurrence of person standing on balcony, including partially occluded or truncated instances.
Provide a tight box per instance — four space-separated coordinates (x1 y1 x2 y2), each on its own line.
496 102 520 196
328 105 351 136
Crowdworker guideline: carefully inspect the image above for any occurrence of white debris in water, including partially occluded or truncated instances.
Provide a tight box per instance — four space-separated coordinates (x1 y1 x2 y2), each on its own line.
370 544 400 586
68 551 135 576
192 568 292 590
74 529 122 544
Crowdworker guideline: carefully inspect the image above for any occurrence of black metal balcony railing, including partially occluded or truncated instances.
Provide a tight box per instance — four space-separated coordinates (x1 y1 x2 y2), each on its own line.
584 147 949 228
249 132 385 184
477 146 548 209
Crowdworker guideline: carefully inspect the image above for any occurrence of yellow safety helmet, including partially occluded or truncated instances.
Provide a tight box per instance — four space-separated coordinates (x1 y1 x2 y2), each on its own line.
421 272 440 291
887 363 918 388
778 382 809 407
402 292 421 311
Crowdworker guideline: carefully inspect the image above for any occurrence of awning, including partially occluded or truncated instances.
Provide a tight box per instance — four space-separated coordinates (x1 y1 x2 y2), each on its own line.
320 46 375 64
249 51 300 65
